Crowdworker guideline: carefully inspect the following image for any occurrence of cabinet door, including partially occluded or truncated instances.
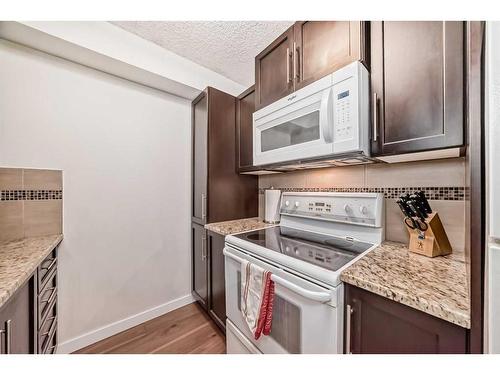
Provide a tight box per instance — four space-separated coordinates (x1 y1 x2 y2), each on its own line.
294 21 366 90
0 280 33 354
345 285 467 354
208 231 226 331
236 86 255 171
192 223 208 309
371 21 464 156
192 92 208 224
255 26 294 110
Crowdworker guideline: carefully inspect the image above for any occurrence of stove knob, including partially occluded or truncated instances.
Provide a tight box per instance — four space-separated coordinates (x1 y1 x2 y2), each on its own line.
344 204 351 213
294 201 300 208
359 205 368 214
285 200 290 207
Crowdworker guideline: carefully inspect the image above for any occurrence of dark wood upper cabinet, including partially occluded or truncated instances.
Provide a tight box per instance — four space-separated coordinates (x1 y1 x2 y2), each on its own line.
192 92 208 224
236 86 256 172
192 223 208 309
255 26 294 110
208 231 226 332
294 21 367 90
192 87 258 224
345 285 468 354
370 21 464 156
255 22 367 110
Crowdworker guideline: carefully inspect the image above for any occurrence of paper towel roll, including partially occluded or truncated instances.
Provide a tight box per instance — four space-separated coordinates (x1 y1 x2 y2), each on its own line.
264 188 281 224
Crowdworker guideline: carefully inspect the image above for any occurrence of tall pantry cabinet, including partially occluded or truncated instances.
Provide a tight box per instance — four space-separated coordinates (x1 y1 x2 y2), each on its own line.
191 87 258 325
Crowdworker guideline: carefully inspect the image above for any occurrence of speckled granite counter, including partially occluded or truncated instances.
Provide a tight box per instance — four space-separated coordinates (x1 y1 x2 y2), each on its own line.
340 241 470 329
0 234 63 309
205 217 276 236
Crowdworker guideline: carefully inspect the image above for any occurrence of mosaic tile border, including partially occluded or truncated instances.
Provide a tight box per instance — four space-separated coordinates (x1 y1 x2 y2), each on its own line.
258 187 465 201
1 190 63 201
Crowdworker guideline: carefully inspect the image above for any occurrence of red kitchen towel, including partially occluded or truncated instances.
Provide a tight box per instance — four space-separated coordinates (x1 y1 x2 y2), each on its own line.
241 260 275 340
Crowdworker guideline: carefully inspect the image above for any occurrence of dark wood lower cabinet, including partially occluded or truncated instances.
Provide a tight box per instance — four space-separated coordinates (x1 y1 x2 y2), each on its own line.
0 246 59 355
192 223 208 309
0 279 34 354
345 285 468 354
208 231 226 332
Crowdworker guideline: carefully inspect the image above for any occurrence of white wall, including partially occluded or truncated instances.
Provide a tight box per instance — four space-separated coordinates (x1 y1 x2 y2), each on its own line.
0 21 246 99
0 39 193 352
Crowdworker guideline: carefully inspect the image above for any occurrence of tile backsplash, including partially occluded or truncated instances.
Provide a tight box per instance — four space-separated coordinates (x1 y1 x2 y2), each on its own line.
0 167 63 242
258 157 466 254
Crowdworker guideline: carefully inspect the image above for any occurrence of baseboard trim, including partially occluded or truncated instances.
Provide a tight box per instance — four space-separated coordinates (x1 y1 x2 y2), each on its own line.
57 294 195 354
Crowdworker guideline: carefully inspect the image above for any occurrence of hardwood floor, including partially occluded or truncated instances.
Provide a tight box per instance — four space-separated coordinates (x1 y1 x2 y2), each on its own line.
74 303 226 354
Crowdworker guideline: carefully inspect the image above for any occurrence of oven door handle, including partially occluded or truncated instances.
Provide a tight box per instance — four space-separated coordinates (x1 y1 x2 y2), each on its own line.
224 248 333 303
270 274 332 303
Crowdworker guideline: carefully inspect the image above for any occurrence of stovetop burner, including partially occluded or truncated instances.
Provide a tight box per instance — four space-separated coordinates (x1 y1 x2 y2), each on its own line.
233 226 374 272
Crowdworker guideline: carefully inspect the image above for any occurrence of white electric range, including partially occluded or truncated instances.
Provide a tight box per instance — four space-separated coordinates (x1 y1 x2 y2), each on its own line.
223 192 384 354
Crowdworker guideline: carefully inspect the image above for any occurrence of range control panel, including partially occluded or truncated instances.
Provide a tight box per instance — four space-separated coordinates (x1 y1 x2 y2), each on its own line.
279 192 384 228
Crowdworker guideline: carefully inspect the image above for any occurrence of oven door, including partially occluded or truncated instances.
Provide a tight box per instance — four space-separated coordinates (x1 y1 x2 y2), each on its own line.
253 84 334 166
224 245 343 354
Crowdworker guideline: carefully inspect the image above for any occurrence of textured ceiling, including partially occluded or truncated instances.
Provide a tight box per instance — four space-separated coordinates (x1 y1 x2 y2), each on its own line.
111 21 294 87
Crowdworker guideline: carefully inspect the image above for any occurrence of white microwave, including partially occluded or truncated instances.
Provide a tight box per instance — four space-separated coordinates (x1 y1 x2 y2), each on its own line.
253 61 370 166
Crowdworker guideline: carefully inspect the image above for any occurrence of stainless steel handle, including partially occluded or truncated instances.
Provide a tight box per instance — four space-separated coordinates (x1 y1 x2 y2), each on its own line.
201 193 206 220
286 47 291 84
201 236 207 261
223 248 332 303
346 304 353 354
372 92 378 142
0 328 4 354
294 42 300 80
5 320 12 354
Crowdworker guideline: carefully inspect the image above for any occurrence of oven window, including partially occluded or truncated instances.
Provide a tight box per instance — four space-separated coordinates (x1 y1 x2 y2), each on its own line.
261 110 320 152
237 271 301 353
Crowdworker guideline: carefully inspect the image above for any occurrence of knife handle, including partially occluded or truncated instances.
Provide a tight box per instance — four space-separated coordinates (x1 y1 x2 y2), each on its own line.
416 191 432 214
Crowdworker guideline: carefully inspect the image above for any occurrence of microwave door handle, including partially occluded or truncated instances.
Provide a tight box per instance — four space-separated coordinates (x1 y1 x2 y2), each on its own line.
319 88 333 143
224 248 332 303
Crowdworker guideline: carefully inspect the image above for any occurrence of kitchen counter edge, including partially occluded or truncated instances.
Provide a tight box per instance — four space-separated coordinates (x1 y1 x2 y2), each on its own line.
340 241 470 329
0 234 63 310
205 217 276 236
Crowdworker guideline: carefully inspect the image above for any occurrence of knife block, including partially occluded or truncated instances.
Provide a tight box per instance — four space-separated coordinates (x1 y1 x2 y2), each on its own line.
406 212 452 257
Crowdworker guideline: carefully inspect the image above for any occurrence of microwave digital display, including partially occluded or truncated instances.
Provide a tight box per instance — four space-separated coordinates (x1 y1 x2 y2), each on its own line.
315 202 325 207
338 90 350 100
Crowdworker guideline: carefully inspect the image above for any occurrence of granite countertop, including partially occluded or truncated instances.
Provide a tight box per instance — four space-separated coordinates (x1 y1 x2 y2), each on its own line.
340 241 470 328
205 217 276 236
0 234 63 309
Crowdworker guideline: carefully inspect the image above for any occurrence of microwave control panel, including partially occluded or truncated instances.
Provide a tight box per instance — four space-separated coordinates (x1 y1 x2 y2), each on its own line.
333 76 356 143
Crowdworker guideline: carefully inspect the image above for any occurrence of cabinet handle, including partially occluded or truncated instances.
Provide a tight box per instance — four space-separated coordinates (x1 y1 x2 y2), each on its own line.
372 92 378 142
201 235 207 261
5 320 12 354
0 328 4 354
294 42 300 80
286 47 291 84
345 305 353 354
201 193 206 220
